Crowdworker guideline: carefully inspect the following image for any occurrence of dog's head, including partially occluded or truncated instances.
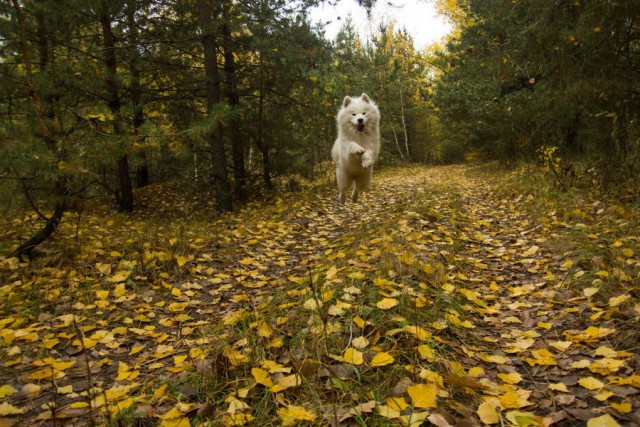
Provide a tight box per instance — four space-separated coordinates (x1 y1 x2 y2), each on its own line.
339 93 380 134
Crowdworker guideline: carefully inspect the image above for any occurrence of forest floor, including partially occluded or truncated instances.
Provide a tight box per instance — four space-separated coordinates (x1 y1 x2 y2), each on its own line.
0 164 639 427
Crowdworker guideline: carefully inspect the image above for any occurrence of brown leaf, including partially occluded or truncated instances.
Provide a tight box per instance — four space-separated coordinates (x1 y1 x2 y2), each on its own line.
392 377 413 397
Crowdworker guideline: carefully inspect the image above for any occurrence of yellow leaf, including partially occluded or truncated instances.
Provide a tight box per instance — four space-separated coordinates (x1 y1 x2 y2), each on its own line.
377 405 401 419
585 326 615 339
271 374 301 392
609 294 630 307
108 270 131 283
277 405 316 426
403 325 431 340
353 316 366 328
96 290 109 300
422 264 435 274
69 401 89 408
153 383 169 399
376 298 398 310
0 402 25 416
171 287 181 297
223 347 248 367
262 360 290 374
477 401 500 425
578 376 605 390
167 302 188 313
400 411 430 427
505 411 543 426
28 368 64 381
468 366 485 377
343 348 364 365
173 355 188 366
399 251 416 265
370 352 394 367
417 344 436 361
610 401 632 414
587 413 621 427
498 390 532 409
537 322 553 330
325 266 338 281
159 414 189 427
175 256 187 267
522 245 539 257
129 344 145 356
548 383 568 392
497 372 522 385
407 383 437 409
113 283 126 297
549 341 572 352
621 248 633 257
226 396 249 414
254 320 273 338
525 348 556 366
386 397 409 411
95 263 112 275
571 359 592 369
583 287 599 297
223 413 254 425
252 368 274 387
303 298 321 311
0 385 18 398
190 347 205 359
442 283 456 294
480 354 509 364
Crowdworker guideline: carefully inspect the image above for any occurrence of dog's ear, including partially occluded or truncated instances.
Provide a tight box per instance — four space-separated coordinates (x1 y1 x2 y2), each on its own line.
361 93 370 103
342 96 352 107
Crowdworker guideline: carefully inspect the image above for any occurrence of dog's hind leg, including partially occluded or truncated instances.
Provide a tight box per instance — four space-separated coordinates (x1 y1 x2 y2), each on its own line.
352 169 373 202
336 168 353 204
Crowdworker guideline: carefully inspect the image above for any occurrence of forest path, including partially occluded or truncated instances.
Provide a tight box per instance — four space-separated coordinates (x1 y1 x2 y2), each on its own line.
1 165 638 426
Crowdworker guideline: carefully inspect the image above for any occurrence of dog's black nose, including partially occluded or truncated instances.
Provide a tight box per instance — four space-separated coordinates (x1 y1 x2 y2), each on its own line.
357 118 363 123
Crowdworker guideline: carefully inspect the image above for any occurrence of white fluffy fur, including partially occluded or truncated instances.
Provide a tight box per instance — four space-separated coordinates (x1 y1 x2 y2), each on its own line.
331 93 381 203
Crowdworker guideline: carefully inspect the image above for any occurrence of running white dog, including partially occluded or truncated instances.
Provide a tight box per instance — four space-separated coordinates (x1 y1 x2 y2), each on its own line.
331 93 381 203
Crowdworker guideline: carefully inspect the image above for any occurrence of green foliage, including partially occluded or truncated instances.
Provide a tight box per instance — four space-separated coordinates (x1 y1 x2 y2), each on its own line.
435 0 640 194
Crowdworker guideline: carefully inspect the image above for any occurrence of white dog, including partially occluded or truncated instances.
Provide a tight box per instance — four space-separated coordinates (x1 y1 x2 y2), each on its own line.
331 93 381 203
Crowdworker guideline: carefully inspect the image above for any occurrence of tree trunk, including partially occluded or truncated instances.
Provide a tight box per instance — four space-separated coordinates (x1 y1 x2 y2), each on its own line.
12 199 66 258
199 0 232 212
100 9 134 212
221 2 247 202
398 78 410 161
127 0 149 189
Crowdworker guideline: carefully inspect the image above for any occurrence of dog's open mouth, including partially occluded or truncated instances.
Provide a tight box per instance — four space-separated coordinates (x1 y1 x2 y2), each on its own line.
355 123 365 132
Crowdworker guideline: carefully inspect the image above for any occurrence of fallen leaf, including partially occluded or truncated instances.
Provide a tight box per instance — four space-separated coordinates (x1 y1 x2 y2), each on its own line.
0 385 18 398
578 377 605 390
477 401 500 424
370 352 394 367
277 405 316 426
343 348 364 365
586 413 621 427
376 298 398 309
0 402 25 416
407 383 437 409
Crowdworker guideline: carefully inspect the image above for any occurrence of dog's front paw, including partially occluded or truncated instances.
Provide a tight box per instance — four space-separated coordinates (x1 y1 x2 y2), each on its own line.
349 142 365 156
361 151 374 168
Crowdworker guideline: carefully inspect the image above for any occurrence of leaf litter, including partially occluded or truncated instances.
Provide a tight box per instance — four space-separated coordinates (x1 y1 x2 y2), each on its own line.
0 165 639 426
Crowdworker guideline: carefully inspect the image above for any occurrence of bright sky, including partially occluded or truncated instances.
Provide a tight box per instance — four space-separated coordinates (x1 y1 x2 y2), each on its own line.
308 0 453 50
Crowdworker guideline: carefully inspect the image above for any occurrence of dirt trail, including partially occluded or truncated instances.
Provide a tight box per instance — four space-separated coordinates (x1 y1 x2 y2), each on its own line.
1 165 638 426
